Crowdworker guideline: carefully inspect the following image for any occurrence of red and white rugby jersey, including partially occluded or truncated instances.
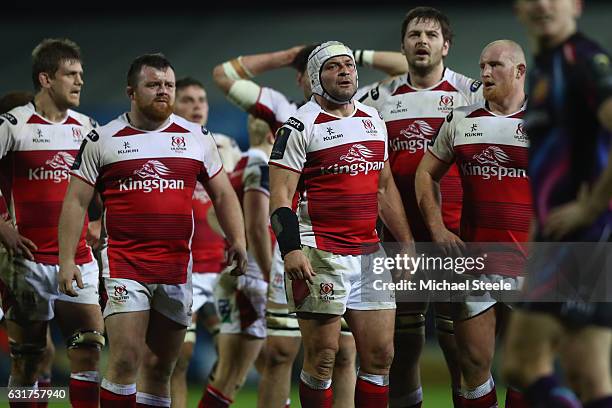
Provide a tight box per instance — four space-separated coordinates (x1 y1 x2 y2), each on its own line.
250 87 300 133
430 102 532 276
71 113 223 284
0 102 96 265
269 99 388 255
360 69 484 241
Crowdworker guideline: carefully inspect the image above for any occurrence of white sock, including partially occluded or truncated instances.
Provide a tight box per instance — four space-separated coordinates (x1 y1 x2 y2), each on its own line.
300 370 331 390
463 376 495 400
136 391 171 407
100 378 136 395
71 371 99 383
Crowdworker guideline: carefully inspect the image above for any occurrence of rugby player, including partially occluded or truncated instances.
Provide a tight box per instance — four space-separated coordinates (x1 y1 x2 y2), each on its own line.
359 8 484 406
0 39 104 408
503 1 612 406
59 53 247 407
269 41 413 408
213 44 407 408
416 39 530 407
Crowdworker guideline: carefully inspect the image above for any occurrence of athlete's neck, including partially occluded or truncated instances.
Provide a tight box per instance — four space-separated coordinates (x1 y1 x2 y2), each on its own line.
33 92 68 123
487 91 526 116
314 95 355 117
128 109 170 131
532 26 577 55
408 63 445 89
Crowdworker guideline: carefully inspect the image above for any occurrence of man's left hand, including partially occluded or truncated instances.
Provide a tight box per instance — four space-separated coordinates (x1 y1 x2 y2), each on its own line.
544 184 598 240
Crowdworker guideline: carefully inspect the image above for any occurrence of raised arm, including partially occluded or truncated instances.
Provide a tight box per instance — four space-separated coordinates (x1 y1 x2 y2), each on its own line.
212 46 304 95
354 49 409 76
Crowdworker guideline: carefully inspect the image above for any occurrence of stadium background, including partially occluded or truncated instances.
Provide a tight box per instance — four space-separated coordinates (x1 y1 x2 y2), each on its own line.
0 1 610 406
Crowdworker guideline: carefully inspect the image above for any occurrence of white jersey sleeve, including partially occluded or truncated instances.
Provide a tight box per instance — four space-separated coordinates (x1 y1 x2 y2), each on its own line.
357 75 399 113
71 129 102 186
268 117 308 173
448 70 484 106
354 81 378 102
0 112 18 159
429 111 458 164
198 127 224 182
243 152 270 195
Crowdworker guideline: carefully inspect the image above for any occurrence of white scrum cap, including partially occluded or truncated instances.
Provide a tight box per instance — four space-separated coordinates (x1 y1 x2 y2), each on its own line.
307 41 358 105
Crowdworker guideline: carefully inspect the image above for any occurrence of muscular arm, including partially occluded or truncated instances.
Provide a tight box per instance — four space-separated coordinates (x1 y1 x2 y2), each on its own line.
269 165 315 282
377 162 413 243
414 152 453 240
86 192 103 250
58 177 95 296
269 166 300 213
59 177 95 268
243 191 272 280
212 46 303 95
355 50 409 76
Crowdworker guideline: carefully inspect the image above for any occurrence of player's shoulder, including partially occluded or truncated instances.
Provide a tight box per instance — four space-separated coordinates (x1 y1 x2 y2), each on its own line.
66 109 99 129
233 152 250 173
570 33 610 60
91 114 130 142
364 75 406 103
568 33 611 75
354 100 384 121
0 103 32 129
446 102 485 124
171 114 204 134
444 68 482 94
285 100 320 129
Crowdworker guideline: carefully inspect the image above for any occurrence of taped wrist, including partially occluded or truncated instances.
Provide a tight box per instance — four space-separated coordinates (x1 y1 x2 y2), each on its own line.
270 207 301 258
354 49 374 67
